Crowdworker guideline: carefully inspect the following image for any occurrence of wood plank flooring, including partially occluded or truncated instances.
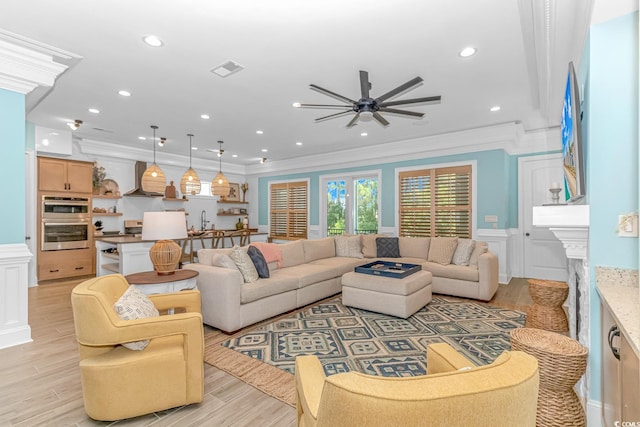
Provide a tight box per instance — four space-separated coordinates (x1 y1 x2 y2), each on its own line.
0 277 531 426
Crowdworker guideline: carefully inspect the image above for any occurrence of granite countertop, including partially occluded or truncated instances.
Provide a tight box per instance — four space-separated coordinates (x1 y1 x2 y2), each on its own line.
596 266 639 359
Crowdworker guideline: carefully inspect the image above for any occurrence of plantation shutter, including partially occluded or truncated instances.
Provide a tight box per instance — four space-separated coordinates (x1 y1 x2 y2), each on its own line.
270 181 308 240
399 165 471 238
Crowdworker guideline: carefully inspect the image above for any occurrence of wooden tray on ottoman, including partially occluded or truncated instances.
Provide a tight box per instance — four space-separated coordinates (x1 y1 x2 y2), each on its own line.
354 261 421 279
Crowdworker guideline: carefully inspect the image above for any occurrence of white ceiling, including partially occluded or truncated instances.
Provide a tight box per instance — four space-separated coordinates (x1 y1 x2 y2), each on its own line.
1 1 596 166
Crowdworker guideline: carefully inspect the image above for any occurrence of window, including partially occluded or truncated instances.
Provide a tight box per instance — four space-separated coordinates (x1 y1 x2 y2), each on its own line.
270 181 308 240
399 165 472 238
325 175 379 236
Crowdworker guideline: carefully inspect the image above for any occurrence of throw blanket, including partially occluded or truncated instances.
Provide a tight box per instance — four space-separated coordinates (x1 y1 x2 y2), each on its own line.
251 242 283 268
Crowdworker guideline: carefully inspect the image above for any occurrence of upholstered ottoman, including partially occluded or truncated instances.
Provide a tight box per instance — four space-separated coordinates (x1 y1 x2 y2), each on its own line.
341 270 432 318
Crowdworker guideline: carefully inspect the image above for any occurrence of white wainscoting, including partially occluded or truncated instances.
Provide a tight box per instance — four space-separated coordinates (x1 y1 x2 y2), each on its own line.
476 228 519 284
0 243 33 349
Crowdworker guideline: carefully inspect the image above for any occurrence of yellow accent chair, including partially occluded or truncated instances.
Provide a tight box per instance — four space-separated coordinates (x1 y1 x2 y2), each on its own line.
296 342 539 427
71 274 204 421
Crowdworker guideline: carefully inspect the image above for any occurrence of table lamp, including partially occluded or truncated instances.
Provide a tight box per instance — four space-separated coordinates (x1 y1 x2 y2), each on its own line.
141 211 187 275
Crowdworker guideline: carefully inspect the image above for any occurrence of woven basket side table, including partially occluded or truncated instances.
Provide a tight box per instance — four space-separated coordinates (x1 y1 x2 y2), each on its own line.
526 278 569 332
510 327 588 427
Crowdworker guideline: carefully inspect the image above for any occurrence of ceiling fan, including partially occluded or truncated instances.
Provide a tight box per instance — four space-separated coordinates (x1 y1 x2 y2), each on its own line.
295 70 441 128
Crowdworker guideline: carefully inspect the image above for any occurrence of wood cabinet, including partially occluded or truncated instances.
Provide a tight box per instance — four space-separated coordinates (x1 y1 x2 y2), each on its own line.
38 157 93 193
601 302 640 426
38 248 93 281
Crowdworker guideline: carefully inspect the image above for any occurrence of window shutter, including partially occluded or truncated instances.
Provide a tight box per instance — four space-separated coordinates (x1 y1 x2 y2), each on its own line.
270 181 308 240
399 165 471 238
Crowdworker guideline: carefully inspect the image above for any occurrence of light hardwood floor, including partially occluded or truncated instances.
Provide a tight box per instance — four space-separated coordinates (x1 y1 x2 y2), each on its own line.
0 277 531 426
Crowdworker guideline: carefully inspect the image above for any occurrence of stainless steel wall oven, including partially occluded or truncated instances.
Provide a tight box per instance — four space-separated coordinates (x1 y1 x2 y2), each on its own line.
41 196 91 251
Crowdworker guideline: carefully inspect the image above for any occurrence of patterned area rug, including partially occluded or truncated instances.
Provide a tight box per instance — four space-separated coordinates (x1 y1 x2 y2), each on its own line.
220 296 525 378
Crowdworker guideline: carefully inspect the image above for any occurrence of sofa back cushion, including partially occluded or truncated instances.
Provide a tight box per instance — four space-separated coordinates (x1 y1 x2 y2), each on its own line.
399 237 430 259
198 248 233 266
335 235 363 258
376 237 400 258
280 240 305 268
452 239 476 266
361 234 384 258
303 237 336 262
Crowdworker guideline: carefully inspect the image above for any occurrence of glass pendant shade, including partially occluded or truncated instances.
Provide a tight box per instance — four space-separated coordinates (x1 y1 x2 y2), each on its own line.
142 125 166 193
181 167 201 195
212 171 230 196
180 134 201 195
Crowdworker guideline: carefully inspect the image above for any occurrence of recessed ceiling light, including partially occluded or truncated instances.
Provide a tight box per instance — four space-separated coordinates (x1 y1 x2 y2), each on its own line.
256 130 264 135
232 154 238 158
142 35 164 47
459 47 477 57
88 108 100 114
42 139 49 146
261 148 268 152
192 147 198 150
201 114 210 119
118 90 131 97
360 132 368 137
490 106 501 112
292 102 301 108
138 136 146 140
296 142 303 146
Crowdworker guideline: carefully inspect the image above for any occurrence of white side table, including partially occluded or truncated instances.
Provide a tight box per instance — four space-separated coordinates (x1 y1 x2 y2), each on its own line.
125 269 198 295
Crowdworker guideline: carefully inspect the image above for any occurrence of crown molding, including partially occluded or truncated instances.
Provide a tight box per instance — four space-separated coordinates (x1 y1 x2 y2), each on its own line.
0 30 76 94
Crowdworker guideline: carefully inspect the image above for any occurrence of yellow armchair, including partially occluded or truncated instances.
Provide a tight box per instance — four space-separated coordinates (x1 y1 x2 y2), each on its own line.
71 274 204 421
296 342 539 427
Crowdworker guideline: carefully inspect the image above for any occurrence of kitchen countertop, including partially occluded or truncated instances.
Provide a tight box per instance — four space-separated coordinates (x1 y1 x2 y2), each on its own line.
95 236 152 244
596 266 640 359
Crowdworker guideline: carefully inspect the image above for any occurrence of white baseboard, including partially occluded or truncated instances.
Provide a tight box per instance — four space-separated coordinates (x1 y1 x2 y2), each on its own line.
0 325 32 350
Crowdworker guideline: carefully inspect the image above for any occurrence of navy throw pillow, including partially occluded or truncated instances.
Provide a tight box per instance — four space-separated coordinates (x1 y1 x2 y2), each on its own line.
376 237 400 258
247 245 270 278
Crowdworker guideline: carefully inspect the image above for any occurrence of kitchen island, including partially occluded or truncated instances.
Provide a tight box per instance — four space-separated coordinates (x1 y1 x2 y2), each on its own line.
95 236 155 276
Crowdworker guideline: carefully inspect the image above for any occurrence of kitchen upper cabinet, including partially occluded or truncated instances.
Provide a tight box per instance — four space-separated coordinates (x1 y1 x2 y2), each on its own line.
38 157 93 193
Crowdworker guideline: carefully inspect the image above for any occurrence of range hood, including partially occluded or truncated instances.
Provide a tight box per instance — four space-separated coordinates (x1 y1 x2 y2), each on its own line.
124 161 164 197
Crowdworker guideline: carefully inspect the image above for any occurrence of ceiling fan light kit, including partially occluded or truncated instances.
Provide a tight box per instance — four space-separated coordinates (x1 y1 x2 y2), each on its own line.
141 125 167 193
180 133 201 196
297 70 441 128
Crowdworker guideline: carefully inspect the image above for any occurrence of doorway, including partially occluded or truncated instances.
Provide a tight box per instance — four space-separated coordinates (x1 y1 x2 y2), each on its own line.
322 173 380 236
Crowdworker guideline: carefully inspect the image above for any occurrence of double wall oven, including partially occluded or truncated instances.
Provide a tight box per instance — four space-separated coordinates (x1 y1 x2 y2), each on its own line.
41 196 91 251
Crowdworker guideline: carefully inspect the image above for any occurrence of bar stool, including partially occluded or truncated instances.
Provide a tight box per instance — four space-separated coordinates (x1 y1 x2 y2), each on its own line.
526 278 569 332
510 327 587 427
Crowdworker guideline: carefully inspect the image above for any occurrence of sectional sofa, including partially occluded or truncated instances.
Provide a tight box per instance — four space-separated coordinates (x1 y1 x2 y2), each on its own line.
184 235 499 333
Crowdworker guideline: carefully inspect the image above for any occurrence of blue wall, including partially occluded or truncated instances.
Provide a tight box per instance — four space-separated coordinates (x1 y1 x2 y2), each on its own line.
584 11 639 402
259 148 526 232
0 89 26 244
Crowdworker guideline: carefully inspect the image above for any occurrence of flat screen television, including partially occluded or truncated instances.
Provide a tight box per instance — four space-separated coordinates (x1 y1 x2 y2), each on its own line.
561 61 585 203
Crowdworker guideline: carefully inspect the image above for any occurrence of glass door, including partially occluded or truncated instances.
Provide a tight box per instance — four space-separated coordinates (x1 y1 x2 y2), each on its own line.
324 174 379 236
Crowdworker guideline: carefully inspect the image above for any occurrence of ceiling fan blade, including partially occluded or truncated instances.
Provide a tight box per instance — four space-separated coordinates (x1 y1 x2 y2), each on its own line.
297 103 353 110
359 70 370 99
380 95 441 107
346 113 360 128
372 112 390 127
375 76 424 103
315 110 354 122
310 84 356 104
378 107 424 118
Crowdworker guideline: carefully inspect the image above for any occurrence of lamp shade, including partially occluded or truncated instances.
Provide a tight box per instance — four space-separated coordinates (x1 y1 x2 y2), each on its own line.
141 164 166 193
180 167 201 196
212 172 230 196
142 211 188 240
142 211 188 275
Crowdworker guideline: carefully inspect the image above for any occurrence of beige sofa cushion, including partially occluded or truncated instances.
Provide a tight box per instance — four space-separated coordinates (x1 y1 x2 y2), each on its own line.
427 237 459 265
303 237 336 262
240 271 299 304
399 237 431 259
280 240 305 268
469 241 488 266
335 235 363 258
278 263 341 288
452 239 476 266
361 234 384 258
423 261 479 282
198 248 233 266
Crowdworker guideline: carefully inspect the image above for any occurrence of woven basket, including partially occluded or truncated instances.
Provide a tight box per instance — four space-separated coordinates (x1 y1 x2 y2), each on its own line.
510 328 587 427
526 279 569 332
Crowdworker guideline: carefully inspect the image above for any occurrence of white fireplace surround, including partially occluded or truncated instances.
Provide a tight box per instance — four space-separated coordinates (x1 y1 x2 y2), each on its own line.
532 204 589 401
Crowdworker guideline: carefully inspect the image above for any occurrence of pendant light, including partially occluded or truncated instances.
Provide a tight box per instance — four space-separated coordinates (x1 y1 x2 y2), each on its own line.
141 125 166 193
211 140 230 197
180 133 201 196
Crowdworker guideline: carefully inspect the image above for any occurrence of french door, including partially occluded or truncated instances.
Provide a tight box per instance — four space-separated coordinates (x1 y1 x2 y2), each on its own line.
323 174 379 236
